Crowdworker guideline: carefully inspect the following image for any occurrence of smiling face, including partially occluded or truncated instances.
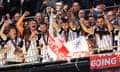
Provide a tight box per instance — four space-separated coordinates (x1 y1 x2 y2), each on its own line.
97 17 105 27
61 22 69 32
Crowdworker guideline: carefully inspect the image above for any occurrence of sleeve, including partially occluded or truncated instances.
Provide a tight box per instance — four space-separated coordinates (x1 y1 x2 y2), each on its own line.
16 15 25 36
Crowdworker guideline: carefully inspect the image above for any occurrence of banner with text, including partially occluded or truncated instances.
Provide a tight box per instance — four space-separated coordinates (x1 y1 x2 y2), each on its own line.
48 33 89 60
90 53 120 70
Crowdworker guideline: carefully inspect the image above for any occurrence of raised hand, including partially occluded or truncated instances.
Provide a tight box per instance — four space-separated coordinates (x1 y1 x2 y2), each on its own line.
104 15 109 22
79 18 85 24
23 11 30 17
69 8 74 14
3 20 10 27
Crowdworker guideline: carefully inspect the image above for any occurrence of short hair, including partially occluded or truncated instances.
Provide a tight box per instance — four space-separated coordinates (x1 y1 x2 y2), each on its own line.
97 16 104 20
40 22 48 26
89 16 96 20
8 25 17 33
43 16 49 21
28 19 38 25
73 1 80 6
61 15 69 23
89 16 95 18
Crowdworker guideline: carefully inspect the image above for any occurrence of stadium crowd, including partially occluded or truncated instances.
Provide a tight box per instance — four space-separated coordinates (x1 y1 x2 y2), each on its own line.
0 0 120 66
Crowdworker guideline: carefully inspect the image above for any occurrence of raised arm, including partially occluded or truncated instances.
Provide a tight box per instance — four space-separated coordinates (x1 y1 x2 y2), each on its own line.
16 11 30 35
52 17 61 35
80 18 94 34
0 20 10 40
69 8 78 29
104 16 113 31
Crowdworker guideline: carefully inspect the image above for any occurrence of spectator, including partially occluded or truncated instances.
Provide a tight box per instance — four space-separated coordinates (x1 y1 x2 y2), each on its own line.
12 12 21 24
78 9 86 19
93 4 106 17
34 12 43 25
72 2 81 19
43 16 49 25
106 10 118 25
88 16 96 28
74 9 86 26
42 5 52 17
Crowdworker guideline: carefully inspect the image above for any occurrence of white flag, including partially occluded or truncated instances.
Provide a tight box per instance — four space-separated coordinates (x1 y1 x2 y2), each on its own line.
64 36 89 58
